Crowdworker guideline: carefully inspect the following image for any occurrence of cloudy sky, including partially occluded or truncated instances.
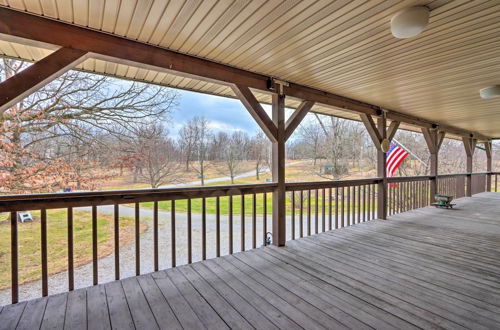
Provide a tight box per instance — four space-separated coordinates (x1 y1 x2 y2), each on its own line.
169 89 296 138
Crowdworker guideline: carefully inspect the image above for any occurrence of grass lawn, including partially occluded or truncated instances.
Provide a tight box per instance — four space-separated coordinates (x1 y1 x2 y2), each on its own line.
0 210 141 290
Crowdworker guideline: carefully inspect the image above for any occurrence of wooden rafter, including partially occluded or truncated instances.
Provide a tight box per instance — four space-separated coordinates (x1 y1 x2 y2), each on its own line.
284 100 315 141
484 141 492 159
231 84 277 142
0 47 88 113
462 137 477 157
360 114 382 150
0 7 490 141
387 121 400 142
422 128 437 154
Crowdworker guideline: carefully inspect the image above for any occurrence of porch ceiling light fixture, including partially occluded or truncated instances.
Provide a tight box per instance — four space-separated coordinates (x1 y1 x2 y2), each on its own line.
391 6 430 39
480 85 500 99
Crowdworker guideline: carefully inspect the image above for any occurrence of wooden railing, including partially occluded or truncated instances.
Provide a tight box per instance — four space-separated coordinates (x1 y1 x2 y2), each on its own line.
387 176 431 215
437 174 466 198
0 183 276 304
285 178 380 239
1 172 499 304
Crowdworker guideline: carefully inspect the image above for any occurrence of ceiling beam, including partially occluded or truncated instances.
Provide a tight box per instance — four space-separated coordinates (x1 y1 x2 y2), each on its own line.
284 100 315 142
0 47 88 113
0 7 489 140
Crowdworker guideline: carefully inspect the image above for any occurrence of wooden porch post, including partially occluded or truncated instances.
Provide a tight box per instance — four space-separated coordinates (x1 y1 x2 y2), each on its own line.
360 113 399 220
463 136 477 197
377 116 387 220
232 83 313 246
272 93 286 246
485 141 493 191
422 128 445 203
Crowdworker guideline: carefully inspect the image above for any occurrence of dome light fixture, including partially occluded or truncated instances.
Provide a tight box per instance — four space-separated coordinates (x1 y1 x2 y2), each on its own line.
480 85 500 99
391 6 430 39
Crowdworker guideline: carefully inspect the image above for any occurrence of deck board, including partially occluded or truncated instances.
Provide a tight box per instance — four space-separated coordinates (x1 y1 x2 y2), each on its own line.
2 192 500 329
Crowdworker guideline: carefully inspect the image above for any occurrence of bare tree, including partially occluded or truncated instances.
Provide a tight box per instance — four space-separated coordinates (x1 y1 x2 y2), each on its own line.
180 116 212 185
129 124 180 188
250 131 270 180
0 58 178 193
219 131 249 184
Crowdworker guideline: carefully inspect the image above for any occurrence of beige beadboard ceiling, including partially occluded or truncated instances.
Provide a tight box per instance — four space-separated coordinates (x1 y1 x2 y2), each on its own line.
0 0 499 138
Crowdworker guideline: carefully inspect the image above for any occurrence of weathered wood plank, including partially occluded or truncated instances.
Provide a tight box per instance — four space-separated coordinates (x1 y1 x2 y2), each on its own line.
136 275 182 330
0 301 26 330
212 257 326 330
121 277 159 330
189 263 278 329
151 271 205 329
15 298 47 330
104 281 134 330
86 285 111 330
40 293 68 330
166 268 229 330
64 289 87 330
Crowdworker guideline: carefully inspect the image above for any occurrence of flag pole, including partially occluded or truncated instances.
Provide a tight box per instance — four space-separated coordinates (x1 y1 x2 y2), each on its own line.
392 138 428 168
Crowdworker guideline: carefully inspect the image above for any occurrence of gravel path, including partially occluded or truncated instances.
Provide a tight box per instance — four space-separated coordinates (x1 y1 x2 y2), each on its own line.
0 205 289 305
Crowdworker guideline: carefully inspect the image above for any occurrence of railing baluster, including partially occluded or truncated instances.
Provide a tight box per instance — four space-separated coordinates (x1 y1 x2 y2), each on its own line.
187 199 192 264
11 211 18 304
322 189 326 232
307 190 311 236
92 206 98 285
68 207 74 290
291 191 295 240
241 194 245 252
263 193 267 246
135 203 140 276
252 193 256 249
41 208 48 296
153 202 158 272
346 186 351 227
335 187 339 228
357 186 361 224
229 195 233 254
328 188 333 230
202 197 207 260
171 200 176 267
366 185 371 221
299 190 304 237
372 184 376 220
350 186 356 225
216 196 221 257
115 204 121 279
314 189 319 234
341 187 345 227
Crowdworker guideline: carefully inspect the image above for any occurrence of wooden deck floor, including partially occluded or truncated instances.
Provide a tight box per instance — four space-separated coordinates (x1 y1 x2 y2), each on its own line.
1 192 500 330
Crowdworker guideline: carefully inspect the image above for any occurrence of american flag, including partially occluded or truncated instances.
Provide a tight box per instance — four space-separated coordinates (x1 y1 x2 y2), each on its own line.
386 142 409 177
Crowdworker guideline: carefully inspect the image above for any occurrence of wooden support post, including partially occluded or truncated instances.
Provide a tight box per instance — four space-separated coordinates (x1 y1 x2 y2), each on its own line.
272 93 286 246
462 136 477 197
377 116 387 220
361 114 400 220
485 141 493 191
422 128 445 203
0 47 88 113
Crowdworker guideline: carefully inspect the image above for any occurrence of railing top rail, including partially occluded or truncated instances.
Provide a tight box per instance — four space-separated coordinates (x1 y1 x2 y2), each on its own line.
285 177 382 191
0 183 277 212
386 175 432 183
